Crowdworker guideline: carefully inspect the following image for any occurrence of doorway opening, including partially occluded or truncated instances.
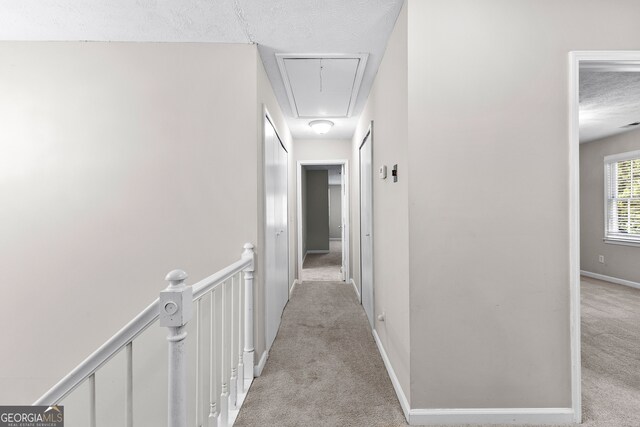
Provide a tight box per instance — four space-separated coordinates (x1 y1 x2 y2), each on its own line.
296 160 350 284
571 52 640 426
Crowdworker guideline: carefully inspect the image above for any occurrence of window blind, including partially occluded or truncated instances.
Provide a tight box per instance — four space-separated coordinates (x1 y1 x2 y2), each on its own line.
605 150 640 243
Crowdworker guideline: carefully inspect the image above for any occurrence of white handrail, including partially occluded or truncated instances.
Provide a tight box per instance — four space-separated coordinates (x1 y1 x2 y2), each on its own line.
192 257 252 301
33 243 255 410
33 298 160 406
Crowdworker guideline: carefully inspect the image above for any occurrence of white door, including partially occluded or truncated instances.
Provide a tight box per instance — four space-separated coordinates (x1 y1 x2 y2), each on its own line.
265 116 289 350
341 164 348 282
359 130 374 328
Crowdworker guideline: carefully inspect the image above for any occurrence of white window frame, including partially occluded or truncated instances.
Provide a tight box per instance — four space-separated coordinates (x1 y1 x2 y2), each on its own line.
604 149 640 246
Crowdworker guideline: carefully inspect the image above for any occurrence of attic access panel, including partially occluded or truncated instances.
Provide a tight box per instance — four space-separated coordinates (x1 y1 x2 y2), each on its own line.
276 53 369 118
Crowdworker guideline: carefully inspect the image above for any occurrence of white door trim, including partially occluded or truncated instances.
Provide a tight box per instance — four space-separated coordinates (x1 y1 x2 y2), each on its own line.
296 159 350 283
568 50 640 424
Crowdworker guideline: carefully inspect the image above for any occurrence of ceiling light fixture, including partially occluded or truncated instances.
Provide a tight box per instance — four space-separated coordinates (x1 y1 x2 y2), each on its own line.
309 120 334 135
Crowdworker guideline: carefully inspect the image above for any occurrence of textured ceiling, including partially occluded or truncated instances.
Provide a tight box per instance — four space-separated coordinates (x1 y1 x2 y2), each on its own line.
0 0 404 140
580 63 640 143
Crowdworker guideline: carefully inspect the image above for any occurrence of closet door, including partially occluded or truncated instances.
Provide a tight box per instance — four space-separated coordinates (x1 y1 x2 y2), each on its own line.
265 115 289 350
360 130 374 328
277 142 289 305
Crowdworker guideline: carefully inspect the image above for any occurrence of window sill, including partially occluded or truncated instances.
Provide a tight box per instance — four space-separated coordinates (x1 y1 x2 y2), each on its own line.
604 238 640 248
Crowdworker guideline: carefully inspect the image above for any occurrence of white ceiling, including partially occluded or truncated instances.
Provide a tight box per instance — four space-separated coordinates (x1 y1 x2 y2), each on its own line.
580 61 640 143
0 0 405 140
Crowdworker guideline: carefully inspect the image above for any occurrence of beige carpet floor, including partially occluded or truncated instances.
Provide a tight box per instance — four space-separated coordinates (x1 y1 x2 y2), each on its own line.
235 276 640 427
302 240 343 282
580 276 640 427
234 281 406 427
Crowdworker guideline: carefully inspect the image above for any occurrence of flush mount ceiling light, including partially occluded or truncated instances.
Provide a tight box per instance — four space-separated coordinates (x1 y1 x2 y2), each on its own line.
309 120 334 135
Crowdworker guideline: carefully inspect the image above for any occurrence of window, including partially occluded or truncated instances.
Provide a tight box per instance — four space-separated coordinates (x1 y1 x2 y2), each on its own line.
605 150 640 244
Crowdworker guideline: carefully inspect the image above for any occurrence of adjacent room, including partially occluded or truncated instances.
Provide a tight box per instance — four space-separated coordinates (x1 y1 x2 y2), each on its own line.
579 59 640 426
299 164 346 282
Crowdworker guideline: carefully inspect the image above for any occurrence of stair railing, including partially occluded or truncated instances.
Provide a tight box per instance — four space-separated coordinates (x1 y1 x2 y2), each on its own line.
33 243 256 427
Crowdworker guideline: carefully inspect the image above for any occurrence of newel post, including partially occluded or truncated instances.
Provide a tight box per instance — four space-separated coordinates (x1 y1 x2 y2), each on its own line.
241 243 255 382
160 269 192 427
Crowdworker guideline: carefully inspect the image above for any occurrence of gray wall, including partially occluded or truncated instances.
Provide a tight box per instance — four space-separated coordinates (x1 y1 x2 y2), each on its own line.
329 184 342 239
352 1 411 400
407 0 640 409
305 170 330 251
0 42 292 416
581 130 640 283
352 0 640 412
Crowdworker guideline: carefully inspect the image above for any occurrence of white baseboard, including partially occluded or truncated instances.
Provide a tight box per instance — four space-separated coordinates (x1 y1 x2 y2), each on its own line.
581 270 640 290
372 330 575 425
290 279 299 297
306 249 330 254
372 330 411 422
253 350 268 377
410 408 574 425
350 278 360 300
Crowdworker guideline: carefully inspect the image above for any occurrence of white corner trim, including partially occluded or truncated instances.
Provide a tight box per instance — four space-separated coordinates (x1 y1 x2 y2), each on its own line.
409 408 574 425
373 330 575 425
350 278 360 300
372 330 411 422
581 270 640 290
253 350 268 377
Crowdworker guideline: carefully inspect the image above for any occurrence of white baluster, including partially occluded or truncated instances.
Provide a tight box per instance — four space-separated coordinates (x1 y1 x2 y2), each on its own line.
125 342 133 427
196 299 202 427
229 275 238 410
219 281 228 427
160 270 193 427
242 244 255 382
237 271 245 394
89 373 96 427
208 291 218 427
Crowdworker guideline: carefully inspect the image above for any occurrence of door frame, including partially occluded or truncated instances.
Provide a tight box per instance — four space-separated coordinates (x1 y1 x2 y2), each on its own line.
568 50 640 424
296 159 350 283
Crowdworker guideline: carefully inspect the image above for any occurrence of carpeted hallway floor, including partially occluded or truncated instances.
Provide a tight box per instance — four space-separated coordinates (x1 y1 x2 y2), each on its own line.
234 280 407 427
235 275 640 427
302 240 343 282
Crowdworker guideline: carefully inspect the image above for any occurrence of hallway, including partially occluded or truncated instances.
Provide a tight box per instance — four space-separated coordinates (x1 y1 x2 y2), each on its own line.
234 281 405 427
